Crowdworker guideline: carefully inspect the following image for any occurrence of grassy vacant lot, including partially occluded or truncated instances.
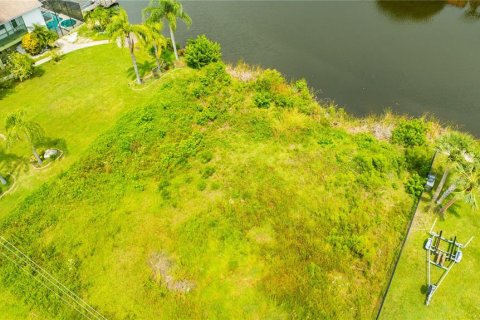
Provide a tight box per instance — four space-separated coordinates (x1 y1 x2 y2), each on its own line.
380 154 480 319
0 46 420 319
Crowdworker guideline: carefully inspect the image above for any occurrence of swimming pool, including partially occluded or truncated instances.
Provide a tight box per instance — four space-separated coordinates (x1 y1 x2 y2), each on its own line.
60 19 76 28
43 12 62 30
43 12 77 30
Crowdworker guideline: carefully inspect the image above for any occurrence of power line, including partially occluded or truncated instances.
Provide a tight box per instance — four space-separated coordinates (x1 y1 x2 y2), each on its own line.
0 250 90 319
0 236 106 320
0 236 107 320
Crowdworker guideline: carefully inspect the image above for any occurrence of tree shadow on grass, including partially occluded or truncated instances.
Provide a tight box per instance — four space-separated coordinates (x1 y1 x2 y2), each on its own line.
0 67 45 100
445 203 462 219
420 284 428 295
32 67 45 79
37 137 69 155
423 201 437 215
0 149 28 176
126 60 155 81
0 78 16 100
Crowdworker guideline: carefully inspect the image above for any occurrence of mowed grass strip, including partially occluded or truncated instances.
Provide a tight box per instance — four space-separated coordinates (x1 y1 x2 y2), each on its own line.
380 154 480 319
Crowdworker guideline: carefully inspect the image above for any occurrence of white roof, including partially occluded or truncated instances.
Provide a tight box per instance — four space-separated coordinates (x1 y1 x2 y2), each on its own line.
0 0 42 24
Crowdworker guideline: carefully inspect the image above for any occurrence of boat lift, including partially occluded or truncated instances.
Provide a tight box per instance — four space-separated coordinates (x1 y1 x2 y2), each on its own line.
424 218 473 305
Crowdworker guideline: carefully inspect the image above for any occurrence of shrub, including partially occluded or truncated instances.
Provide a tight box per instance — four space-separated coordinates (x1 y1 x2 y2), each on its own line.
49 49 61 63
21 33 42 55
199 151 213 164
161 48 175 70
32 24 57 47
192 63 230 98
294 79 312 99
273 94 294 108
202 166 215 178
372 155 389 173
254 92 272 109
185 35 222 69
354 154 374 174
405 173 424 197
196 109 218 125
197 180 207 191
392 119 427 147
254 69 285 92
404 146 431 176
7 52 34 82
21 25 58 55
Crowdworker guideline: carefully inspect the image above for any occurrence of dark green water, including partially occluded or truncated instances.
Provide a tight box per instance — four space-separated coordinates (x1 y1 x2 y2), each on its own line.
120 1 480 135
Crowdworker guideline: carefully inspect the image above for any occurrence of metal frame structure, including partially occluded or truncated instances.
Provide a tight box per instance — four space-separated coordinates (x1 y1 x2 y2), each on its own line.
424 218 473 305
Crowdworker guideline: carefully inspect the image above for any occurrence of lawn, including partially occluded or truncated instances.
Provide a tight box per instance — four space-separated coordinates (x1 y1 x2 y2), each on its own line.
0 54 420 319
0 43 163 221
380 153 480 319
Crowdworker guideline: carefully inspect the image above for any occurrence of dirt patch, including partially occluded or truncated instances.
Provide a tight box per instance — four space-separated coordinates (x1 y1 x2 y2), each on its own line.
372 123 393 140
149 252 194 293
346 122 393 141
226 63 260 82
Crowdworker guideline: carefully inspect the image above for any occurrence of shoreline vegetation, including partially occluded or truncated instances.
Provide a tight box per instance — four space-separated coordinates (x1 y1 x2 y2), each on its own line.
0 1 478 319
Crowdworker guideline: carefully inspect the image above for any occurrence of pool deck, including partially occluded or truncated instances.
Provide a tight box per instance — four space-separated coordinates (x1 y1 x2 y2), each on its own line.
42 10 81 36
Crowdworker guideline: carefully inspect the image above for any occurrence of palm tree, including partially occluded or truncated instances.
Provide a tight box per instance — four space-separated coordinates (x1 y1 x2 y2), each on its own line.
143 0 191 61
433 133 475 202
142 19 167 73
85 6 116 32
439 162 479 215
107 8 149 84
5 112 45 165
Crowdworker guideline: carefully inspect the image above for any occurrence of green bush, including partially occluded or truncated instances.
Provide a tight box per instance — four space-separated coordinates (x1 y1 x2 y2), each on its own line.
49 49 61 63
192 62 230 98
254 69 285 92
21 33 42 55
254 92 272 109
160 48 175 70
202 166 215 178
7 52 34 82
199 151 213 163
405 173 424 197
21 25 58 55
294 79 312 99
185 35 222 69
404 146 431 176
392 119 427 147
32 24 58 47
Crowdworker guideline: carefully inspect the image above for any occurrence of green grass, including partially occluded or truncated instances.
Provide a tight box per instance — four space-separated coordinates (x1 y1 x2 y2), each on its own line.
0 284 38 319
76 24 110 41
0 54 420 319
0 44 163 221
0 43 169 319
380 154 480 319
